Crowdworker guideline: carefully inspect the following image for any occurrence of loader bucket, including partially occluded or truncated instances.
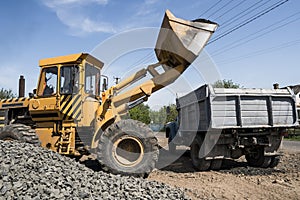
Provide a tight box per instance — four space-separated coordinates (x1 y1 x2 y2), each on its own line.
155 10 218 68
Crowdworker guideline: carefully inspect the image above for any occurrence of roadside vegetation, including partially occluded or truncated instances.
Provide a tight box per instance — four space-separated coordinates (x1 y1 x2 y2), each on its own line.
0 88 16 99
129 104 177 126
212 79 241 89
285 129 300 141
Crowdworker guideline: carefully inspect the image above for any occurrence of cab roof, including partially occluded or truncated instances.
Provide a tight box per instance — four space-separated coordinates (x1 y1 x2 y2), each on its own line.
39 53 104 69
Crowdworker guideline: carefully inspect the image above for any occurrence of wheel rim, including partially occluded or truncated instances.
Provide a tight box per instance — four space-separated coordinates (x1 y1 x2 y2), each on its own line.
113 135 144 167
2 137 14 142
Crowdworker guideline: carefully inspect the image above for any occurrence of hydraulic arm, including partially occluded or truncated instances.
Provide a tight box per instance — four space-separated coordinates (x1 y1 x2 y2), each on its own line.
98 10 218 124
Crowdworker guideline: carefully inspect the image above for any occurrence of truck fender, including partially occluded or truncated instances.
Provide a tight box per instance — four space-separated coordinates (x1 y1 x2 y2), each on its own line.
165 122 178 142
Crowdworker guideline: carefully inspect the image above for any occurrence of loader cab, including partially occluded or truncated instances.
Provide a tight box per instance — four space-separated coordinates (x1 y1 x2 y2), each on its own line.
36 53 103 98
31 53 104 122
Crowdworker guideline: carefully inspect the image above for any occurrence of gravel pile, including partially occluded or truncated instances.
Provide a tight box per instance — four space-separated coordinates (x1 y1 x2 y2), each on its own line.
0 141 189 199
220 152 300 176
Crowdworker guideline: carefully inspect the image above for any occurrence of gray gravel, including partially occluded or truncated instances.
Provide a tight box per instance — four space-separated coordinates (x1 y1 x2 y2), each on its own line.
220 151 300 177
0 141 189 199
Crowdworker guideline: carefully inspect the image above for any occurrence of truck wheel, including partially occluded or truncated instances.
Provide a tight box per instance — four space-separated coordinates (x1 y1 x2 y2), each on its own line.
210 159 222 170
0 124 40 146
97 119 159 177
168 142 176 153
190 135 211 171
168 137 176 153
269 156 280 168
245 147 271 168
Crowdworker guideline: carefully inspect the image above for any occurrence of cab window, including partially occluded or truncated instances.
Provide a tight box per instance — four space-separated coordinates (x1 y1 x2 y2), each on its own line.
38 67 58 97
60 65 79 94
85 63 100 96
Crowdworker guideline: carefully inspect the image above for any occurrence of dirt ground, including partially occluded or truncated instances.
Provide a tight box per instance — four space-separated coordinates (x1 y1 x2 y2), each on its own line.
148 135 300 200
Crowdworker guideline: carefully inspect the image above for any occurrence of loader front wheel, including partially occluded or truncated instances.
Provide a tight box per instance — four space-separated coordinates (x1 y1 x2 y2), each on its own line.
0 124 40 146
97 119 159 177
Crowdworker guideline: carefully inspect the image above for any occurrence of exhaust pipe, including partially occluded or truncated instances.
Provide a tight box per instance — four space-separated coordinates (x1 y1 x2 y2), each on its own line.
19 75 25 98
273 83 279 89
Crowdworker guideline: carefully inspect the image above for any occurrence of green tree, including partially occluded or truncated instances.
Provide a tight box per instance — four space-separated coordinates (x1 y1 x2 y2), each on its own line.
165 104 178 123
129 103 178 125
213 79 241 89
149 104 178 124
0 88 16 99
129 104 151 124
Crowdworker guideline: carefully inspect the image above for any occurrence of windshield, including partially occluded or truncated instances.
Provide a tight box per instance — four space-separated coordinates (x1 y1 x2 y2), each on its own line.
85 63 100 96
60 65 79 95
38 67 58 97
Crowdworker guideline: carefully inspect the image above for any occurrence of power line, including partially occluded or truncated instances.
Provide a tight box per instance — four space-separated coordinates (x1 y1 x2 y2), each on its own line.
211 11 300 57
218 0 267 30
127 51 153 69
207 0 289 45
199 0 224 17
128 1 289 72
217 39 300 65
207 0 235 18
143 53 156 65
214 0 247 21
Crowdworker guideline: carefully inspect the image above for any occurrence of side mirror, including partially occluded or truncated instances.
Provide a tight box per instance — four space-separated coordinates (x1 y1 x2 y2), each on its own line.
101 76 108 92
29 89 37 98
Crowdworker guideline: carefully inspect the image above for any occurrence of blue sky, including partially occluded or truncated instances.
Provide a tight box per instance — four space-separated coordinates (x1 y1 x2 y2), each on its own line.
0 0 300 107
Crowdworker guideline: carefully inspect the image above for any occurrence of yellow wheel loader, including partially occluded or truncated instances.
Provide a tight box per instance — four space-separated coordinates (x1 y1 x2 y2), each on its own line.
0 10 218 176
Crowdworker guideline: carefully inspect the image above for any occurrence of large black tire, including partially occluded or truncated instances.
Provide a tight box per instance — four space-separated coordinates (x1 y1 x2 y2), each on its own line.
97 119 159 177
245 147 271 168
210 159 223 170
190 135 211 171
269 156 280 168
0 124 40 146
168 142 176 153
168 136 176 153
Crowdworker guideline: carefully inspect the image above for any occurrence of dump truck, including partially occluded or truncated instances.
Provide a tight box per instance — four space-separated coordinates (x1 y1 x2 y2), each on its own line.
166 84 298 170
0 10 218 176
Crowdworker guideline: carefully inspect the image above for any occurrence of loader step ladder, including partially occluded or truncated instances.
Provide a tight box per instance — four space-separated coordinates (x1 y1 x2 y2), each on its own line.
58 128 73 154
0 109 8 128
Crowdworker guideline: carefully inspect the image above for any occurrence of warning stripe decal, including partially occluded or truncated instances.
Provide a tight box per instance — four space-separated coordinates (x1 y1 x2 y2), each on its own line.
0 109 8 126
0 97 30 108
0 97 30 103
60 95 82 120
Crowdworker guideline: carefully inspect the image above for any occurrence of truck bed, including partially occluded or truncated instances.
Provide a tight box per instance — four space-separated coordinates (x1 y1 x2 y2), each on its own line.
177 85 298 131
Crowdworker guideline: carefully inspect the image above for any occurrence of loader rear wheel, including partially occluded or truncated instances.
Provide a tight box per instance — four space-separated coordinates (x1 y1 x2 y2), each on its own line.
245 147 271 168
190 135 211 171
0 124 40 146
97 119 159 177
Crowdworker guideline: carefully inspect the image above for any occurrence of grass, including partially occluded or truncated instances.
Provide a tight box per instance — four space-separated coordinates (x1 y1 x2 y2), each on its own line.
284 128 300 141
284 135 300 141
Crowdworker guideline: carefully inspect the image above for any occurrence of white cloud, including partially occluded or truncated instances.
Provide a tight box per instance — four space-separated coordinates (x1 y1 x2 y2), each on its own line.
81 18 116 33
135 0 160 17
41 0 161 36
55 9 116 35
42 0 114 35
